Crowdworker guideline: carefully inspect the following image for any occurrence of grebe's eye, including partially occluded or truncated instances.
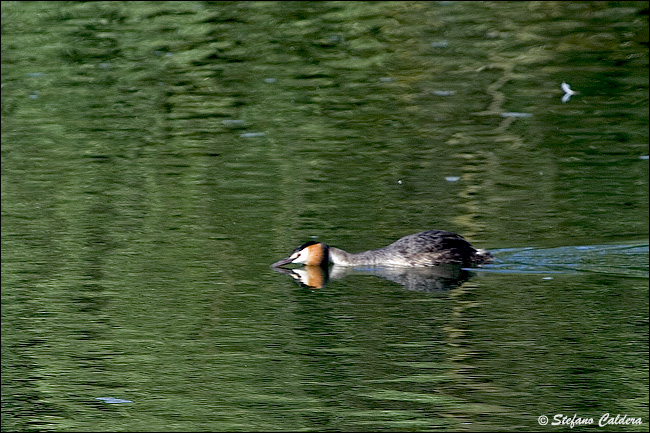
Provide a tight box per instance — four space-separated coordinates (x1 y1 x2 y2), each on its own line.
290 249 308 264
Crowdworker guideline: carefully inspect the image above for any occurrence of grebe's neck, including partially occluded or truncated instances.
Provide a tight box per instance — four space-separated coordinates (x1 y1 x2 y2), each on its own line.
328 246 391 266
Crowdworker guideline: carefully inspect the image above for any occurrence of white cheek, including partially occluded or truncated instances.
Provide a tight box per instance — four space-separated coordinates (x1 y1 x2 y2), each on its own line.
292 251 308 264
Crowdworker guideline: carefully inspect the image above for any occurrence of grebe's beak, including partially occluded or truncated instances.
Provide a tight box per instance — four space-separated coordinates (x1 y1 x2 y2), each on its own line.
271 255 296 268
271 241 322 268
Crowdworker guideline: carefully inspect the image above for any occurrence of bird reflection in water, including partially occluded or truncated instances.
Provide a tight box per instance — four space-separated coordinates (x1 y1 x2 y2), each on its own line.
271 263 474 291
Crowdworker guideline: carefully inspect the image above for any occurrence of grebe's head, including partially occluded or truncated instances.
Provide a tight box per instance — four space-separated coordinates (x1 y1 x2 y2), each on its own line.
272 241 329 268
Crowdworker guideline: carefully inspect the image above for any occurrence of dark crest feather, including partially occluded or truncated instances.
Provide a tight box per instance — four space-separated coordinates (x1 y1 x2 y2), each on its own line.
294 241 319 253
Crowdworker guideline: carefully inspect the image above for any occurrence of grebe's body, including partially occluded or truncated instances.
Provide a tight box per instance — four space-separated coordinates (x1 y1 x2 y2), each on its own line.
272 230 492 268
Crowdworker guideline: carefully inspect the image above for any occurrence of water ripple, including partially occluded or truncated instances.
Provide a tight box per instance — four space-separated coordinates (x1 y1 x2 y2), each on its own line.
482 243 649 278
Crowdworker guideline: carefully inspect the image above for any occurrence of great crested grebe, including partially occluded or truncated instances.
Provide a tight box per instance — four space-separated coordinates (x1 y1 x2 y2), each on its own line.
272 230 492 268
